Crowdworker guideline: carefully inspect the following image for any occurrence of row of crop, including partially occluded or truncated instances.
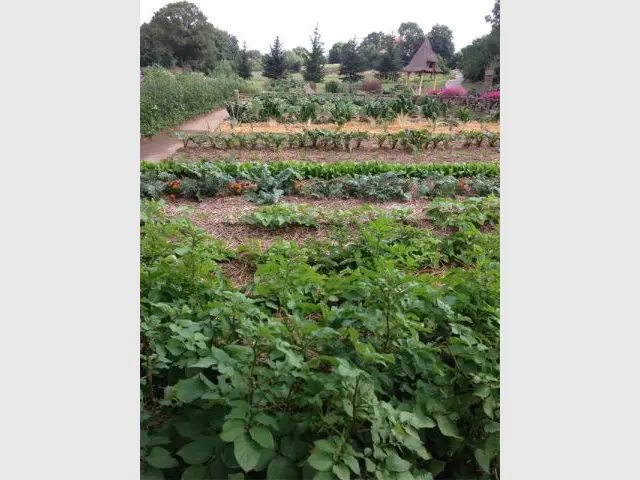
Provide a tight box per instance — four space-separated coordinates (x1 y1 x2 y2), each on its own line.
175 129 500 151
140 202 500 480
141 160 500 180
226 94 498 127
141 164 499 204
238 197 499 231
140 66 245 137
251 91 500 110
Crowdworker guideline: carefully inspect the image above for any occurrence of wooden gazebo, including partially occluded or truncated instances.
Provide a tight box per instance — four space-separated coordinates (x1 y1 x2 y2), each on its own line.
402 38 442 95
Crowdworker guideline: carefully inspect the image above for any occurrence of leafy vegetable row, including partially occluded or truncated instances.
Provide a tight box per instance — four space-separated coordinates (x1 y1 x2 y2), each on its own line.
142 163 499 204
226 94 499 126
174 129 500 151
141 160 500 180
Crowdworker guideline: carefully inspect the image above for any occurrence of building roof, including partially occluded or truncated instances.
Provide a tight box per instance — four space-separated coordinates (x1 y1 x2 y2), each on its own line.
402 38 442 74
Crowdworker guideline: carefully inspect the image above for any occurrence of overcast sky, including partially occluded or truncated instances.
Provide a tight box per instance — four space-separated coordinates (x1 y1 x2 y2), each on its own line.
140 0 495 54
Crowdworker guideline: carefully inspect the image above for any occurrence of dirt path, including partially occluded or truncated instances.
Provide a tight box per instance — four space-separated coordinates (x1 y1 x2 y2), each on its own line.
445 70 464 89
140 108 229 163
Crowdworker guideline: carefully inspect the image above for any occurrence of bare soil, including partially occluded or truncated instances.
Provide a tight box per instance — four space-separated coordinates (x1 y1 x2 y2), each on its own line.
171 144 499 164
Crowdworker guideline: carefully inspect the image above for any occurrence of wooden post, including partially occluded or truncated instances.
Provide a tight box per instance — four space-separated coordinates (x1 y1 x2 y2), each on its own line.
418 74 423 96
433 73 437 90
406 72 410 85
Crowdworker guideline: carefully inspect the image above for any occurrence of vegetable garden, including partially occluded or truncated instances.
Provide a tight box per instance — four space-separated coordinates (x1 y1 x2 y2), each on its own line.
141 89 500 480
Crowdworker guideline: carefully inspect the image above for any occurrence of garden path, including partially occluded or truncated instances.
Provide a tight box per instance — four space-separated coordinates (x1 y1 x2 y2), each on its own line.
445 70 464 88
140 108 229 163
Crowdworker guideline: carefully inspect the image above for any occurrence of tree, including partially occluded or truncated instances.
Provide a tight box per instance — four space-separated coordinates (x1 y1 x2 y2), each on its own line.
377 36 401 76
140 2 218 71
398 22 425 66
263 36 286 79
359 43 380 70
328 42 344 64
303 25 326 82
339 39 365 83
237 42 252 79
485 0 500 27
360 31 386 50
284 50 303 73
292 46 310 61
427 24 455 64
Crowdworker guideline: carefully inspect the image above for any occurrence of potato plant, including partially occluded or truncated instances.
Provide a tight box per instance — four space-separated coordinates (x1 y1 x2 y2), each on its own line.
140 202 500 480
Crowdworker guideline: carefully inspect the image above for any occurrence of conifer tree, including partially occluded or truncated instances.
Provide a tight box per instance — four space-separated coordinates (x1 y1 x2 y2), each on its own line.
263 36 286 79
237 41 252 79
303 25 326 82
339 39 365 83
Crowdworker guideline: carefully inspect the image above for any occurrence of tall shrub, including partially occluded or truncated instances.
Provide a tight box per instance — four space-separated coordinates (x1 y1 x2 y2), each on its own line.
140 66 242 137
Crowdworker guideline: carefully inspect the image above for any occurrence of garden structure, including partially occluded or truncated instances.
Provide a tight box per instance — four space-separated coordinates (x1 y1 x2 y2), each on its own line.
402 39 442 96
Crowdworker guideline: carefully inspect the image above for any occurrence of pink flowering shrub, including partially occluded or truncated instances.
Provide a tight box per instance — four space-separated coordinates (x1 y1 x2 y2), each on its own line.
481 91 500 99
428 86 467 96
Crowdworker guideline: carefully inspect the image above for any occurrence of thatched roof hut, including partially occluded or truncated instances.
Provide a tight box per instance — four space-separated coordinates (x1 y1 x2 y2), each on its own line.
402 38 441 74
402 38 442 95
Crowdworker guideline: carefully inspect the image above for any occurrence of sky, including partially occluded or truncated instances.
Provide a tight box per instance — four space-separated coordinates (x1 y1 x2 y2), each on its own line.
139 0 495 54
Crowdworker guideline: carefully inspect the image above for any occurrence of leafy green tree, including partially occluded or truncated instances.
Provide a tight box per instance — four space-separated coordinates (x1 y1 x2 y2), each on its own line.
140 1 217 70
327 42 344 63
237 42 252 79
398 22 425 66
486 0 500 26
263 36 286 79
377 36 401 76
303 25 326 82
359 43 380 70
339 39 365 83
284 50 303 73
360 31 386 50
427 24 455 64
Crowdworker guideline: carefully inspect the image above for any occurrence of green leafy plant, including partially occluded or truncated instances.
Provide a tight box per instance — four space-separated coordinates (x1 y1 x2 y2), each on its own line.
240 204 320 229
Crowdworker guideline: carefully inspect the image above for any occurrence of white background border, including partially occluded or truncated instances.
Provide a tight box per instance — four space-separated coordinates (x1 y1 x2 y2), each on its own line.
1 0 639 479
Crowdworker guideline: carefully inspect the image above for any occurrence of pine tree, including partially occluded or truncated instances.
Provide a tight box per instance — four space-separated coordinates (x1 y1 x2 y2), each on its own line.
263 36 286 79
339 39 365 84
237 42 252 79
377 36 401 77
303 25 326 82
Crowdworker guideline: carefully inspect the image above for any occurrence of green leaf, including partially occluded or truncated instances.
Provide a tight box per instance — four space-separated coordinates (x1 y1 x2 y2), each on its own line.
396 472 415 480
228 474 245 480
255 448 277 471
333 463 351 480
475 448 491 473
177 436 215 465
254 412 279 431
473 385 491 398
314 439 336 454
141 468 165 480
365 458 376 473
146 447 178 469
173 376 208 403
435 414 463 439
220 419 246 442
250 426 275 450
181 465 207 480
342 455 360 475
485 421 500 433
307 451 334 471
191 357 217 368
234 434 262 472
385 452 411 473
483 397 495 419
174 421 203 440
280 436 309 461
267 456 299 480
